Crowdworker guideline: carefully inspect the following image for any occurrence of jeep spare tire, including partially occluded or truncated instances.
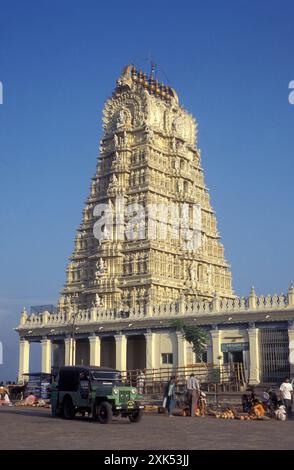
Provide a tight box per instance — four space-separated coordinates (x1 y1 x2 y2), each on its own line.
63 396 75 420
97 401 113 424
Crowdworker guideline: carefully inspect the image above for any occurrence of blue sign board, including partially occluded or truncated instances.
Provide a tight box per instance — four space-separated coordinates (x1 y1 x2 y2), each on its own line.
221 342 249 352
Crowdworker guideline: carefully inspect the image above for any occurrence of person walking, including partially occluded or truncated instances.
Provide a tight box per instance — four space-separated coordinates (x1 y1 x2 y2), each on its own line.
137 370 145 394
186 373 200 417
280 377 293 417
164 376 176 417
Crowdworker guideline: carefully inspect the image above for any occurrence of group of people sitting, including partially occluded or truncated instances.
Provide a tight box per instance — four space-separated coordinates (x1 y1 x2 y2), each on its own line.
241 376 294 420
163 373 206 417
0 386 12 406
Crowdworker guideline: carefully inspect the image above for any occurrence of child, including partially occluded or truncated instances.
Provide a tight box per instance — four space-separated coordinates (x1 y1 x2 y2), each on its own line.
275 401 287 421
251 399 265 418
241 394 251 413
198 391 207 416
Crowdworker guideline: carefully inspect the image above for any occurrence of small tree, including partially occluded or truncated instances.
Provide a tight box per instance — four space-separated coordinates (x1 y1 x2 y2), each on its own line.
172 319 209 365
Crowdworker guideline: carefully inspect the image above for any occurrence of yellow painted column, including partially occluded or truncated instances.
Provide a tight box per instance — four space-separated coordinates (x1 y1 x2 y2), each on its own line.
210 328 222 365
115 334 127 371
145 331 156 370
41 338 51 373
176 331 187 368
89 335 101 366
64 337 76 366
18 339 30 383
247 327 260 385
288 323 294 376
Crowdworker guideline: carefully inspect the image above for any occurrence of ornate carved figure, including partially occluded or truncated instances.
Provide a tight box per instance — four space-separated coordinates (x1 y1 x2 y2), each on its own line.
95 293 102 306
172 137 177 153
189 261 198 281
97 258 105 271
207 264 213 287
116 108 131 129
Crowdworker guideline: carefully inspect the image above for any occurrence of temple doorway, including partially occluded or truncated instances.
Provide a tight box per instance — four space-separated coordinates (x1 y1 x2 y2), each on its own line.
127 335 146 371
75 339 90 366
100 336 116 368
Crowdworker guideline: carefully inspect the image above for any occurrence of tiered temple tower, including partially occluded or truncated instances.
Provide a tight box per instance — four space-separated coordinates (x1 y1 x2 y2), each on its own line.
59 64 234 314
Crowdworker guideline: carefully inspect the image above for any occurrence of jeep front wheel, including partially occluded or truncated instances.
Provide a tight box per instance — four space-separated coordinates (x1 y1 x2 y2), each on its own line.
97 401 113 424
63 397 75 420
129 410 143 423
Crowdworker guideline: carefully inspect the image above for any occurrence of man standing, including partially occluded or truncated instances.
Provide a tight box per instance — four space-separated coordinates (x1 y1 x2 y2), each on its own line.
186 373 200 417
279 377 293 417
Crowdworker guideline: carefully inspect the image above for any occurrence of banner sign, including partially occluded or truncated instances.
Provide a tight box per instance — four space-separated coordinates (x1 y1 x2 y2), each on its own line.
221 342 249 352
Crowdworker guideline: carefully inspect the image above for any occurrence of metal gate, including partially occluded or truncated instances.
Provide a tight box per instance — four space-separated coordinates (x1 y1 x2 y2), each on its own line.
259 328 290 383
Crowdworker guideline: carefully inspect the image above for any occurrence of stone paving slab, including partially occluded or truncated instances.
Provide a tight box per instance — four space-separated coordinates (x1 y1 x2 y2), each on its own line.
0 407 293 450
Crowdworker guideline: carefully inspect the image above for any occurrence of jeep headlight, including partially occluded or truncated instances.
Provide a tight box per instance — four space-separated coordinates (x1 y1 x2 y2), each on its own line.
113 387 119 395
131 388 137 395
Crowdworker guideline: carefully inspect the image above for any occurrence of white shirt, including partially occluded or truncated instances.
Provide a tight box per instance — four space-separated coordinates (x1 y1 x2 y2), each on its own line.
280 382 293 400
4 393 10 403
186 376 200 391
275 406 287 421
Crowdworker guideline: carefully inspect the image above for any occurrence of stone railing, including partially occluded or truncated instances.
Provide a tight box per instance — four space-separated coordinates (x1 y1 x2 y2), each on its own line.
18 285 294 329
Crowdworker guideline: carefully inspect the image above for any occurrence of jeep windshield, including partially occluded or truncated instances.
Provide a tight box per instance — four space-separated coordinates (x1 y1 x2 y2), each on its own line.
90 371 122 384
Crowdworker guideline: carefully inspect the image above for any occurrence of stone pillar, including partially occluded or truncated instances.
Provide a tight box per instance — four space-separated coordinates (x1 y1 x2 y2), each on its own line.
248 286 257 310
176 331 187 368
20 307 28 325
115 334 127 371
210 328 222 365
145 330 156 370
41 311 50 325
212 292 221 312
145 302 153 317
64 337 76 366
90 307 98 322
178 295 186 315
41 338 51 373
288 323 294 376
89 335 101 366
18 338 30 383
288 283 294 307
247 327 260 385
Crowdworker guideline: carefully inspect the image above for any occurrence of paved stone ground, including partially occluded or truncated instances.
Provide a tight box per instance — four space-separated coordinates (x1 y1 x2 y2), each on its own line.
0 407 293 450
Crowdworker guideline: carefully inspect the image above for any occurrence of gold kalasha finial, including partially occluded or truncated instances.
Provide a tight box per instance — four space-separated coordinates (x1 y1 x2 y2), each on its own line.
131 66 137 80
117 63 176 103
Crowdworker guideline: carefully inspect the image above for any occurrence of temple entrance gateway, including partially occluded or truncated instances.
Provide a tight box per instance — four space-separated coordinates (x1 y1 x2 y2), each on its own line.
75 339 90 366
100 337 116 369
221 342 248 384
52 341 65 368
230 351 243 364
29 342 41 372
221 342 248 365
127 335 146 371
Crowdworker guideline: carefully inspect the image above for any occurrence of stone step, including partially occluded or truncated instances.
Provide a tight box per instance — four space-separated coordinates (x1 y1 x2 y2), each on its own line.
142 391 246 407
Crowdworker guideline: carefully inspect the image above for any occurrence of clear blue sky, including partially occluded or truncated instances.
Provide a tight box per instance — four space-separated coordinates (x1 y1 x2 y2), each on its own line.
0 0 293 380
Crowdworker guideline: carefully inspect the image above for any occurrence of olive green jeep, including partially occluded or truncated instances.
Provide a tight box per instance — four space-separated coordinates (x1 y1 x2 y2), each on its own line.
50 366 144 424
